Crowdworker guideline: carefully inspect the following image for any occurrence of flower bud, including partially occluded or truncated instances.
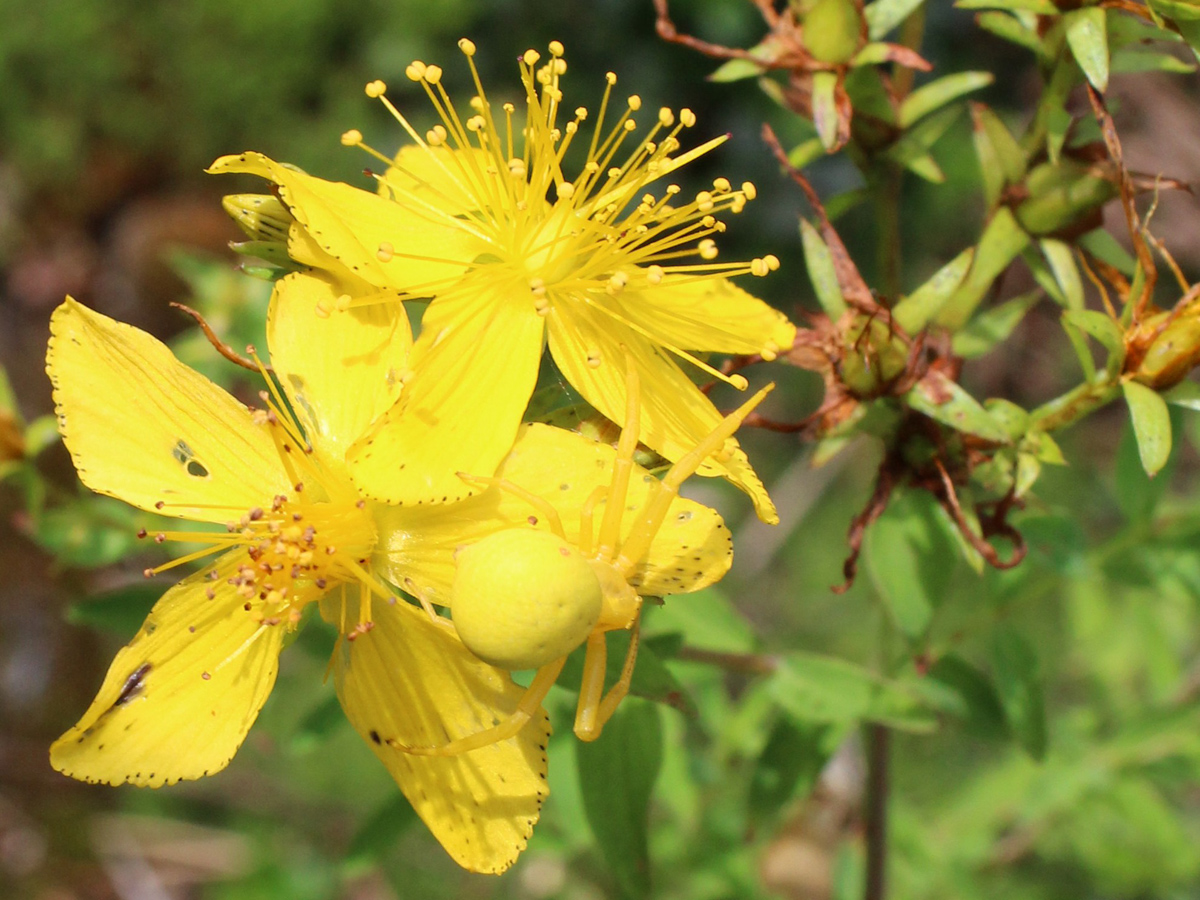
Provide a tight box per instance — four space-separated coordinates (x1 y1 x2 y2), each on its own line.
1133 308 1200 390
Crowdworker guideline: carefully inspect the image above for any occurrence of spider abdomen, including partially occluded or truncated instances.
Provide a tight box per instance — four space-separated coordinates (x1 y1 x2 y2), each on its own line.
452 528 603 670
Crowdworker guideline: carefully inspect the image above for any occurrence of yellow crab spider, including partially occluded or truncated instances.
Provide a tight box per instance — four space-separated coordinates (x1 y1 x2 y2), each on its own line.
394 363 773 755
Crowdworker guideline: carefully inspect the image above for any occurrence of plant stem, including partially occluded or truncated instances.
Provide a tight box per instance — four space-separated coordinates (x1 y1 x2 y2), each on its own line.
1030 375 1122 433
864 723 891 900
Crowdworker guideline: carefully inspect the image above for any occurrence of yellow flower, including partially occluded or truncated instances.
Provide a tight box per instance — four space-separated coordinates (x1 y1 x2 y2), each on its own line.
46 273 549 874
209 40 795 522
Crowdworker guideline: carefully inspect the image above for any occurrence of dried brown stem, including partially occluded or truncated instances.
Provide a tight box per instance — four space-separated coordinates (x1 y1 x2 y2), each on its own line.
170 302 269 374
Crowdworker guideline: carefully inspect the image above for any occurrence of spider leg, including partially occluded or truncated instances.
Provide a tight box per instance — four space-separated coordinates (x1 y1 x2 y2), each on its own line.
457 472 566 538
576 618 642 742
616 383 775 576
594 355 641 563
389 657 566 756
401 577 456 632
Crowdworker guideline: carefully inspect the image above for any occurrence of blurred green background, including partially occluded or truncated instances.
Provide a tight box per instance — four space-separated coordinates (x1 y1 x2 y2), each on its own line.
4 1 1200 899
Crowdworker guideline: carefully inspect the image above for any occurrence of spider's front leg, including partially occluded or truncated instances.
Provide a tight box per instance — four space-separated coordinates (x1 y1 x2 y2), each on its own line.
574 617 642 742
390 657 566 757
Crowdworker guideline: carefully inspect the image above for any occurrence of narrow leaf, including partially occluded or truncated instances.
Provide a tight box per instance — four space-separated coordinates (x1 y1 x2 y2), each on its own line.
800 217 848 316
937 207 1030 330
864 0 926 39
578 699 663 898
770 653 935 731
899 71 994 128
1040 238 1084 310
893 247 974 333
1066 6 1110 91
905 371 1011 442
1122 380 1172 477
952 289 1040 358
927 654 1008 740
1062 309 1124 357
812 70 841 151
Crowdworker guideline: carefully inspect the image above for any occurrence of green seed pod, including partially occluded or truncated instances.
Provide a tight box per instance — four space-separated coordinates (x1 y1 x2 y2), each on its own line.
452 528 603 671
1014 160 1118 237
839 313 909 397
803 0 863 65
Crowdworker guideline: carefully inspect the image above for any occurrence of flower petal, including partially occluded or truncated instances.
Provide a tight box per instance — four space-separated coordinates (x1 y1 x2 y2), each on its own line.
208 152 475 293
50 553 285 787
379 145 490 216
614 275 796 358
267 272 411 465
47 298 291 522
328 595 549 874
546 301 778 523
347 287 544 506
375 423 732 604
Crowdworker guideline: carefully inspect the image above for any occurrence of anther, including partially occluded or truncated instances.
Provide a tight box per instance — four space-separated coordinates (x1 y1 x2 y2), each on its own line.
136 528 148 539
341 129 363 146
314 300 332 318
699 239 719 260
523 49 541 65
366 79 388 97
730 374 749 390
424 65 443 84
742 181 757 200
647 265 664 285
376 241 394 262
458 38 476 56
659 107 674 127
680 108 696 127
627 95 642 111
549 40 564 56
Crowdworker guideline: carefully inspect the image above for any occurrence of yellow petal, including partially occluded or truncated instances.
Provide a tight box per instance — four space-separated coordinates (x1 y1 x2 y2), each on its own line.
268 272 411 466
546 302 778 523
379 145 490 216
50 554 285 787
209 152 477 293
347 287 544 506
47 298 292 522
327 594 549 874
375 423 731 603
615 275 796 358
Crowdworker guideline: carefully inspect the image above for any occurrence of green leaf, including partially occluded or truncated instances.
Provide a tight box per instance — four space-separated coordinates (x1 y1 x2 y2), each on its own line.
35 495 154 568
899 71 994 128
905 371 1011 442
957 0 1056 10
990 627 1047 759
884 105 961 183
646 586 756 654
864 490 959 638
976 10 1045 55
23 415 62 458
927 653 1009 740
1111 48 1197 75
66 582 161 636
1061 312 1098 380
747 717 835 826
709 58 766 82
952 289 1040 358
1062 309 1124 357
1041 238 1084 310
1115 412 1175 521
893 247 974 333
1078 228 1136 275
577 699 663 898
1065 6 1110 91
1162 379 1200 410
788 136 826 171
937 208 1030 330
1046 106 1072 165
770 652 935 731
971 106 1028 208
1122 380 1173 477
800 217 847 316
864 0 926 38
812 70 841 150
